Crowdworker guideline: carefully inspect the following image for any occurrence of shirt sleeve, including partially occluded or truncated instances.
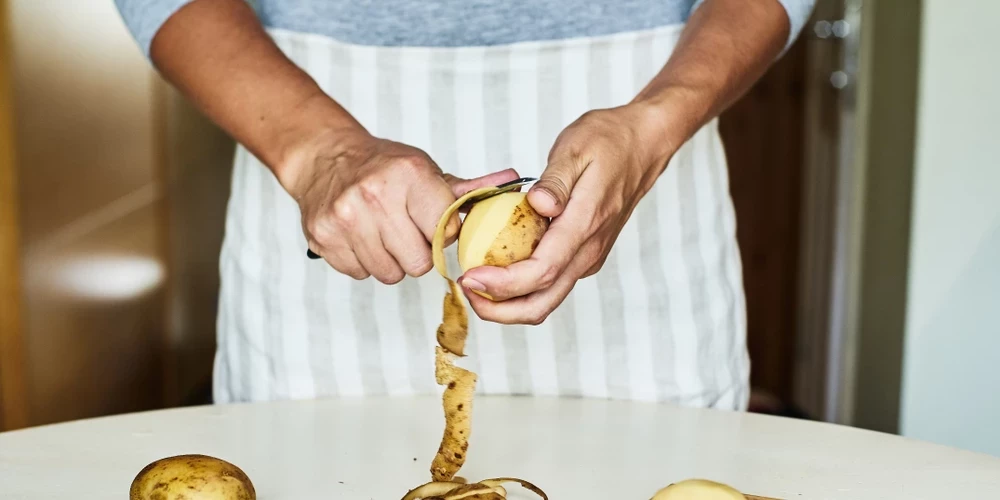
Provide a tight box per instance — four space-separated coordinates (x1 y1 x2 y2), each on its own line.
114 0 196 57
691 0 817 53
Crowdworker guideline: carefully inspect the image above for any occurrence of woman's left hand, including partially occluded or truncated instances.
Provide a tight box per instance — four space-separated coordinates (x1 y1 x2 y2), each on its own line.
459 101 679 325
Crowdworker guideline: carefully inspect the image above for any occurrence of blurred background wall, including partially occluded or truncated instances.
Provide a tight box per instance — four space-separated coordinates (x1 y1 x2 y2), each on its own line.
898 0 1000 457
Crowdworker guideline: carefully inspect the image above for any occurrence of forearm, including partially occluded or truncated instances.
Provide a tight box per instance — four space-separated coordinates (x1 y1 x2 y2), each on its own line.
149 0 362 190
632 0 791 169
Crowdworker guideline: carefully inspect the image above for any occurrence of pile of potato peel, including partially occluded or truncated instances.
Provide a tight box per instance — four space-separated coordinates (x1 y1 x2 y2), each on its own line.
403 477 548 500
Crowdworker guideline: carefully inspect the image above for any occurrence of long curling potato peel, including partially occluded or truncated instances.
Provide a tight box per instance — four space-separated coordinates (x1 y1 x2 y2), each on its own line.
431 347 476 482
415 187 548 500
436 280 469 356
428 187 494 479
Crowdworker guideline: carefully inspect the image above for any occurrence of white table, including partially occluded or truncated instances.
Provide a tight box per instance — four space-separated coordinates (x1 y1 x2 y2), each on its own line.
1 397 998 499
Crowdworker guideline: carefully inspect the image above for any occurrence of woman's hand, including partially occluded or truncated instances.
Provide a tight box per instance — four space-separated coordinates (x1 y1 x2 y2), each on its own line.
287 128 519 283
459 101 678 324
456 0 791 325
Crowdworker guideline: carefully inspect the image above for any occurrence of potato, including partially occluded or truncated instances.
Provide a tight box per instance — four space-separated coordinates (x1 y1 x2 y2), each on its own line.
129 454 255 500
432 186 498 281
457 192 548 274
650 479 745 500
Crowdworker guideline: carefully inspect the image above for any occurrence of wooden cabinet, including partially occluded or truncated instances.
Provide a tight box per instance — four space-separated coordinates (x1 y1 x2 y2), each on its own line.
0 0 236 430
1 0 28 431
1 0 168 429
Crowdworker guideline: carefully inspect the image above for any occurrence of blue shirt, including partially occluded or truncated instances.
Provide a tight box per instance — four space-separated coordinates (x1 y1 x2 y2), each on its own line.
116 0 815 57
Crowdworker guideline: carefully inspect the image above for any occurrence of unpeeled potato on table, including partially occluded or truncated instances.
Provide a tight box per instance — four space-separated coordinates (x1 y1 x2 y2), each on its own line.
129 454 255 500
457 192 548 299
650 479 746 500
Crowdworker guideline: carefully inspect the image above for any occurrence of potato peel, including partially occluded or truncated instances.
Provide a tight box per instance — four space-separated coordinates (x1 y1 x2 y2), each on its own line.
431 347 476 481
479 478 548 500
402 479 540 500
436 280 469 356
415 188 547 500
402 481 467 500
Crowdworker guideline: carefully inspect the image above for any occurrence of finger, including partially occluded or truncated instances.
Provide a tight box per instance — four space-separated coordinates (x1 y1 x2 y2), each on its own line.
309 242 370 280
443 168 520 198
460 207 591 301
380 210 434 277
464 254 586 325
528 153 588 218
352 210 406 284
407 174 461 243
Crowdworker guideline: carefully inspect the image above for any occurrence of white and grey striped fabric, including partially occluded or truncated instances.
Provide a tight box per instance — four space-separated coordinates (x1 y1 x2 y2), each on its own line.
213 23 750 410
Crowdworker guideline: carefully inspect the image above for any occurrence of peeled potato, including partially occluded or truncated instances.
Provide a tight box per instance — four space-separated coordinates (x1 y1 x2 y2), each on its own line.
650 479 745 500
129 454 255 500
457 192 548 274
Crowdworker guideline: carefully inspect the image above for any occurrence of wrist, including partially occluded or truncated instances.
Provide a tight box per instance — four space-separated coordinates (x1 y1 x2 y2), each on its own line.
628 85 713 174
267 92 370 197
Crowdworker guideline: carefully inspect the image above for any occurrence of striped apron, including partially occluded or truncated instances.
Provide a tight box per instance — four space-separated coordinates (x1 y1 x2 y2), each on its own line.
213 22 750 410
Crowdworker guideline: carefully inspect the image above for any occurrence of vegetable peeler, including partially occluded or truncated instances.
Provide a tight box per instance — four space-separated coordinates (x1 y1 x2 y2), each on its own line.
306 177 537 260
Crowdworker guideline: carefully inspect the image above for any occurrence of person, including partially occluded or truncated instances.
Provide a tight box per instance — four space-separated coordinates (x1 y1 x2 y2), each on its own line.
115 0 815 408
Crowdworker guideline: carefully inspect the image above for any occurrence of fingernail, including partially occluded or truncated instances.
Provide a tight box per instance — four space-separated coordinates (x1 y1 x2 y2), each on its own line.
461 277 486 292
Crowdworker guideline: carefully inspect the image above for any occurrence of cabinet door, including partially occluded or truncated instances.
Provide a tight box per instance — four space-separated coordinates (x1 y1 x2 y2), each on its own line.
7 0 167 427
0 0 29 432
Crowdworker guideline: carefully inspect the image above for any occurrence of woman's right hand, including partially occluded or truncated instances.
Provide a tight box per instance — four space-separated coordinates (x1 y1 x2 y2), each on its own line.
282 128 518 283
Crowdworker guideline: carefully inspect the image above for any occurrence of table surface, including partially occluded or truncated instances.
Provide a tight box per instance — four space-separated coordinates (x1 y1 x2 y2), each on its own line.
1 396 998 499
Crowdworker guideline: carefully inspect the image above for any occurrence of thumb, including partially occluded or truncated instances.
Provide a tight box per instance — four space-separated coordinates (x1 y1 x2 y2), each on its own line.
443 168 520 198
528 154 588 218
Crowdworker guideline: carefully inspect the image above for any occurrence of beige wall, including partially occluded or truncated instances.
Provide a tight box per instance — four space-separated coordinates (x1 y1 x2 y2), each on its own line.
10 0 166 425
900 0 1000 457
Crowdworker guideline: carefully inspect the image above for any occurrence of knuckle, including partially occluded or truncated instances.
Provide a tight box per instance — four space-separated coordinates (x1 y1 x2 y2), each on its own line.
409 256 433 277
584 246 605 269
330 259 368 280
579 109 600 123
537 264 560 289
376 269 405 285
469 305 489 322
330 199 357 226
392 153 433 176
593 255 608 272
308 219 337 247
585 209 608 235
357 176 387 202
525 309 550 326
581 108 612 127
